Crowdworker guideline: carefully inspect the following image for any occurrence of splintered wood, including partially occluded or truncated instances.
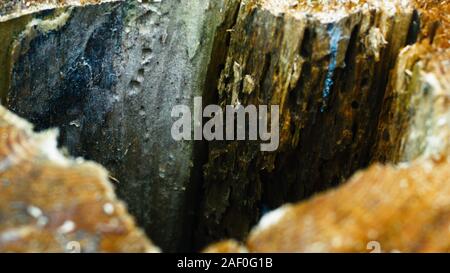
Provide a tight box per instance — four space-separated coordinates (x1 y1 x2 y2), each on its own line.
0 106 158 253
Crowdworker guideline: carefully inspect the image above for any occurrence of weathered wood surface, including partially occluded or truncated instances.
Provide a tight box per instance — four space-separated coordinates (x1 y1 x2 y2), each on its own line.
205 156 450 253
0 106 158 253
0 0 231 251
373 0 450 163
197 0 415 246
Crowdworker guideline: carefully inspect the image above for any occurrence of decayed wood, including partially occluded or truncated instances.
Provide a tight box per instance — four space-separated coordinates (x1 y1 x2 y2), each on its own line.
197 0 414 246
0 106 158 253
373 0 450 163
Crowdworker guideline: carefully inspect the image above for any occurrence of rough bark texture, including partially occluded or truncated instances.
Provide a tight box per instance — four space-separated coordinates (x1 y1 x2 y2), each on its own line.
197 0 414 246
373 0 450 163
1 0 229 252
0 106 158 253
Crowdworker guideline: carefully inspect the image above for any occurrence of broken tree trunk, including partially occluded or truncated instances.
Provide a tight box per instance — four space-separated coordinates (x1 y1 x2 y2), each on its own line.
206 156 450 253
0 106 158 253
0 0 230 252
197 0 415 246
